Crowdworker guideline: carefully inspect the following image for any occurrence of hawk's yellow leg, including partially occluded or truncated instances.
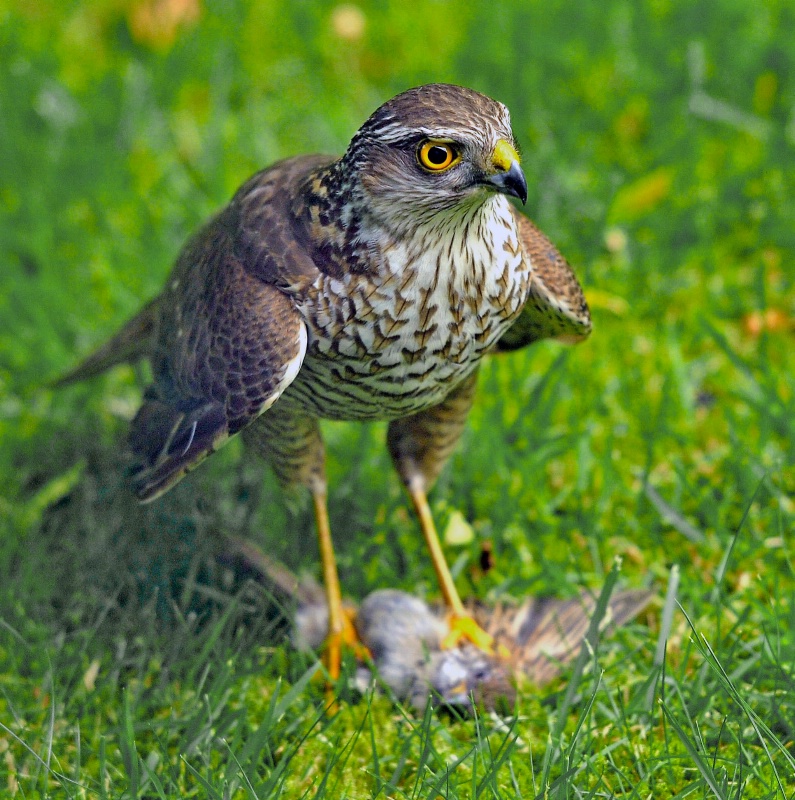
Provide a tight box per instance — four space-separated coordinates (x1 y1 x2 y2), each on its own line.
407 481 508 658
244 409 366 691
312 487 363 684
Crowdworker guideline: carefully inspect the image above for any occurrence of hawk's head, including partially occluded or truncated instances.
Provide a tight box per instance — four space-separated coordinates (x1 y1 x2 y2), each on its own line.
342 84 527 225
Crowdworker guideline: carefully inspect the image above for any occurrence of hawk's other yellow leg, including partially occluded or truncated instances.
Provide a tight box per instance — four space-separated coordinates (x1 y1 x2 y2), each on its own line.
388 371 508 658
407 478 500 655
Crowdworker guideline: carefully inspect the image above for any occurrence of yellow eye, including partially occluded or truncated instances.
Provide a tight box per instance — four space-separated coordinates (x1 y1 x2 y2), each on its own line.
418 141 459 171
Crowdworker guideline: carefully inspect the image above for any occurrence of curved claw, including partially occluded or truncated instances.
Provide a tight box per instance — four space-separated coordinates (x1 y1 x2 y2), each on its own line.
321 607 371 714
323 608 372 681
441 613 511 660
323 607 371 680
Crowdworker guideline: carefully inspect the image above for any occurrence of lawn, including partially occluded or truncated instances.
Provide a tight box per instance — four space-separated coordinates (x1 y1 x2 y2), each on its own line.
1 0 793 797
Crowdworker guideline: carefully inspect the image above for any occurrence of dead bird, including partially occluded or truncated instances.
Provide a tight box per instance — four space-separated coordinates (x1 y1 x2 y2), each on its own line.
223 534 653 711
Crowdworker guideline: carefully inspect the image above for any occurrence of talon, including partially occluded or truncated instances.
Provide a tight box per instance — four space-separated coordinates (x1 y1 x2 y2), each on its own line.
441 614 493 652
323 607 371 681
442 613 510 659
321 607 371 713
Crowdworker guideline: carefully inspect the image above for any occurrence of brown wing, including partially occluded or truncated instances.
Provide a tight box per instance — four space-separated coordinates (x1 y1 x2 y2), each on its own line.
474 588 653 685
496 209 592 352
129 157 330 501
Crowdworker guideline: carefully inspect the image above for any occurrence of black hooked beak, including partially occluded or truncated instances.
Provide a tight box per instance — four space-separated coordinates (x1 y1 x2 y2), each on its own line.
485 160 528 205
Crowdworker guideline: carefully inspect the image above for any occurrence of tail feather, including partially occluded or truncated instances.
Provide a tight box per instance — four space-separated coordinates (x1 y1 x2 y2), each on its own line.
53 298 159 387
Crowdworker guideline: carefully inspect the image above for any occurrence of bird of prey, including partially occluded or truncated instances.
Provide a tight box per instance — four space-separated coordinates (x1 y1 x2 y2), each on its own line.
58 84 591 679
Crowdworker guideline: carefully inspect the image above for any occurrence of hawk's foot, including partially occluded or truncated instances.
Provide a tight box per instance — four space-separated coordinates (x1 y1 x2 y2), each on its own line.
322 607 370 681
321 607 370 713
441 613 511 660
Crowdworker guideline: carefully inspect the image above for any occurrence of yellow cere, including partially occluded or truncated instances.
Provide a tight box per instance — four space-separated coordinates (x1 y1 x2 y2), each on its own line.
492 138 520 172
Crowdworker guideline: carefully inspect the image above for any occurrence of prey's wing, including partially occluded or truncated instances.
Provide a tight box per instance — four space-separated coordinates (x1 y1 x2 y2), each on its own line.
496 209 592 351
474 588 653 685
130 158 328 501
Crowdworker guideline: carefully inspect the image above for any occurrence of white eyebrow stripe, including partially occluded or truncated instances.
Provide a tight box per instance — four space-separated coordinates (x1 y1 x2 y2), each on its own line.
375 124 502 149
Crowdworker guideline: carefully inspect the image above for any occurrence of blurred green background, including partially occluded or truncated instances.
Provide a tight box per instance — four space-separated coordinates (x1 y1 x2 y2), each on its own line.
0 0 793 795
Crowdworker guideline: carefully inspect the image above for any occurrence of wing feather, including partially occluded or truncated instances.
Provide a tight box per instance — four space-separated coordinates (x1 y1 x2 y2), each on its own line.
128 160 322 501
496 209 592 352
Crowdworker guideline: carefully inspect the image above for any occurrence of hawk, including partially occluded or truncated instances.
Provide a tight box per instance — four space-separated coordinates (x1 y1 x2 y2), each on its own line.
59 84 591 679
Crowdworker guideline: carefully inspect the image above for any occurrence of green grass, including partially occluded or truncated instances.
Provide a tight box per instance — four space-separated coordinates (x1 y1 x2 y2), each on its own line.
1 0 794 796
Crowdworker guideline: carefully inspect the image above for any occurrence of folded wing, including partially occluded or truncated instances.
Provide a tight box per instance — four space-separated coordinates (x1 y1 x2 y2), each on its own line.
496 209 592 352
129 197 309 502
